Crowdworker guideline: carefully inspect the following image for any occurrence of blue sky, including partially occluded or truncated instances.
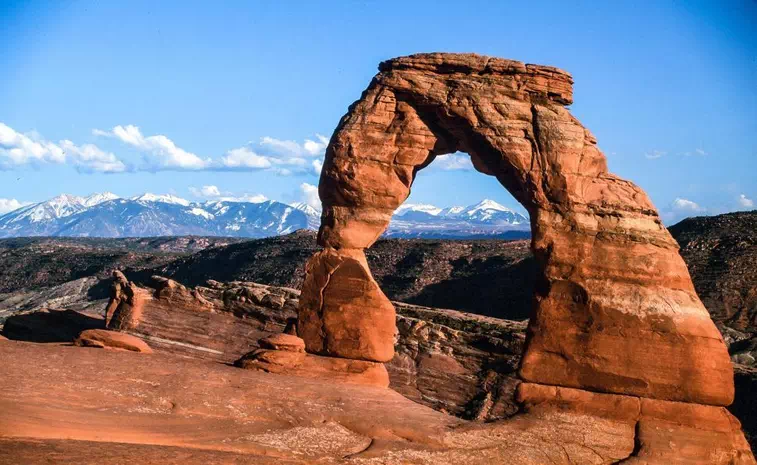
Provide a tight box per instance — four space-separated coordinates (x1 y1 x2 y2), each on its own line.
1 0 755 223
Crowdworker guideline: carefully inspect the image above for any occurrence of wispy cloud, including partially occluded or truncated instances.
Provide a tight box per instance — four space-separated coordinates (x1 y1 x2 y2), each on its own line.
1 123 125 173
647 148 708 159
644 150 667 160
671 197 706 213
660 197 707 224
219 135 329 174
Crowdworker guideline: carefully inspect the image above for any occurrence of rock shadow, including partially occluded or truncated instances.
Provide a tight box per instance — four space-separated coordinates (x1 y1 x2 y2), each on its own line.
2 309 104 343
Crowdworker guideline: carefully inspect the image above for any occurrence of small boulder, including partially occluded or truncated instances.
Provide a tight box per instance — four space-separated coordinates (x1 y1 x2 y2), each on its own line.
259 333 306 352
75 329 152 354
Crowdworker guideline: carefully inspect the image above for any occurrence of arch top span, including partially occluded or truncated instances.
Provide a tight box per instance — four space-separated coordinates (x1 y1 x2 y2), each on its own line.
299 53 734 409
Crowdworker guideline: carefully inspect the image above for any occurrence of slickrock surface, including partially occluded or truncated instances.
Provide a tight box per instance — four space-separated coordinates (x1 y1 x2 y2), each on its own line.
75 328 153 353
1 341 753 464
236 346 391 388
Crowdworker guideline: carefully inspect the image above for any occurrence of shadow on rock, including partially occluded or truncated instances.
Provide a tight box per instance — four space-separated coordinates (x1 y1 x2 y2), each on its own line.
2 309 104 343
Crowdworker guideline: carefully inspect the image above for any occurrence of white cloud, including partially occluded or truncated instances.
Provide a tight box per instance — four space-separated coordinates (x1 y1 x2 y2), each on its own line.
189 185 222 198
222 193 268 203
220 134 328 174
434 153 474 171
1 122 125 173
261 134 329 158
220 147 272 169
0 198 29 215
644 150 667 160
59 140 126 173
311 159 323 175
738 194 754 209
300 182 321 211
303 134 329 156
1 123 65 168
95 125 210 170
695 148 707 156
671 197 706 213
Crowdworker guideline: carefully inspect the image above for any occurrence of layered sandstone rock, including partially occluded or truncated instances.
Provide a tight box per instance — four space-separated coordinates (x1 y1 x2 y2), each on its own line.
298 52 751 459
99 275 525 420
105 274 298 361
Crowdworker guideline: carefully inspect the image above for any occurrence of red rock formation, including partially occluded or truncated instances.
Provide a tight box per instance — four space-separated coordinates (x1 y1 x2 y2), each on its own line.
100 275 525 419
297 52 752 460
75 329 153 353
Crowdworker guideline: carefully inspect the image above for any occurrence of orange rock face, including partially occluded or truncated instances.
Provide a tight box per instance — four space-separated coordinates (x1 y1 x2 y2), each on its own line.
297 52 752 460
298 248 396 362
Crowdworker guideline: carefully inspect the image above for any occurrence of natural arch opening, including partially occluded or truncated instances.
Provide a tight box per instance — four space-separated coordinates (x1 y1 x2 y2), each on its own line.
298 53 732 410
370 150 535 320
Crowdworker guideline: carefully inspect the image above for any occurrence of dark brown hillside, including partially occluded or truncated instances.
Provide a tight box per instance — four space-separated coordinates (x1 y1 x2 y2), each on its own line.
669 211 757 332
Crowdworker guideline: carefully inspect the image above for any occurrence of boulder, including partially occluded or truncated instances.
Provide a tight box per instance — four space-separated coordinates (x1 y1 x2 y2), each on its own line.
259 333 305 352
75 329 152 353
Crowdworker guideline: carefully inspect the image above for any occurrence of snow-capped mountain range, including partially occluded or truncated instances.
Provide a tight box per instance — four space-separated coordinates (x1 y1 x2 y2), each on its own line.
0 193 529 239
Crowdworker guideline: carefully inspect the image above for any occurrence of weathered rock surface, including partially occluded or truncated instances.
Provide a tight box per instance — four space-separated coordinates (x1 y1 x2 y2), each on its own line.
259 333 306 352
74 328 153 353
236 345 390 388
4 341 752 464
298 248 397 362
305 52 733 407
97 274 525 421
105 273 298 361
295 52 749 459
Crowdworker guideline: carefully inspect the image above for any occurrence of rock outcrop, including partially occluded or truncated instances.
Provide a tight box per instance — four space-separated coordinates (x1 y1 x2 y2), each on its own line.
298 52 752 460
74 328 153 353
98 274 525 421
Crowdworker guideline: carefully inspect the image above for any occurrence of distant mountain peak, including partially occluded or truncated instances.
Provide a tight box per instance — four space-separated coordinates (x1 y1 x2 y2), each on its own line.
132 193 190 206
289 202 320 216
82 192 120 207
466 199 512 214
395 203 442 216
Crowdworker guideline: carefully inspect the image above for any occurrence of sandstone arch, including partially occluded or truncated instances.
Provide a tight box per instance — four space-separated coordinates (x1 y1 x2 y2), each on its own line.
297 53 754 461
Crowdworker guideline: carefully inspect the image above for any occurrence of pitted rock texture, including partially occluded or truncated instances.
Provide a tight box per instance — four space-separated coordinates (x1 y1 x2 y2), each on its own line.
302 52 733 406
